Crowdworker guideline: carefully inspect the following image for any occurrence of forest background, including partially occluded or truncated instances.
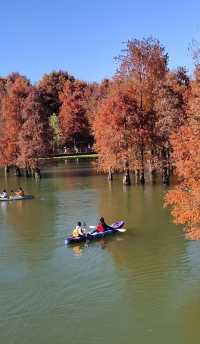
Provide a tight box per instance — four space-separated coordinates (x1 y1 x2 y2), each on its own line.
1 37 200 239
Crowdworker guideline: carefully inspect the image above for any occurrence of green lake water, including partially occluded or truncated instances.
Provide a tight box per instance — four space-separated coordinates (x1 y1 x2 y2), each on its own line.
1 160 200 344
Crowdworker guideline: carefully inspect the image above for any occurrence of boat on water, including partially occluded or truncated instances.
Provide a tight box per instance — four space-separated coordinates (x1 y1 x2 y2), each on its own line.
0 195 34 201
65 220 125 245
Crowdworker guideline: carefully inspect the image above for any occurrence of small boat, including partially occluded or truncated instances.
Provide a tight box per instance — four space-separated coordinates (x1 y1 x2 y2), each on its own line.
65 235 87 245
0 195 34 202
65 220 125 245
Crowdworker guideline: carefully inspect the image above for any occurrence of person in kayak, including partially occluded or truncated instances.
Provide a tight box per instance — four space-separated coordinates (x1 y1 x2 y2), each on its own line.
10 190 15 197
72 222 85 238
15 187 25 197
0 189 8 198
96 217 112 233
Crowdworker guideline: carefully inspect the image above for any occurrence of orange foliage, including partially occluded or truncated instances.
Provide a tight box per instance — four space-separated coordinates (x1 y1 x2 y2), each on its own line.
94 38 168 173
59 80 90 146
0 74 30 167
93 81 150 172
165 66 200 239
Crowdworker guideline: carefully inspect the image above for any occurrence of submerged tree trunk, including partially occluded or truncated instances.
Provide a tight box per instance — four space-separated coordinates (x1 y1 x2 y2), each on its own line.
123 168 131 185
34 167 41 179
148 155 156 184
140 169 145 184
108 168 113 181
4 166 9 176
140 147 145 184
162 166 170 185
25 168 30 177
135 169 140 183
149 168 156 184
15 167 21 177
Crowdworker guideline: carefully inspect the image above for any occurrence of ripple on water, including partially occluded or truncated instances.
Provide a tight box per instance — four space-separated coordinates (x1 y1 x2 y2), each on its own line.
1 164 200 344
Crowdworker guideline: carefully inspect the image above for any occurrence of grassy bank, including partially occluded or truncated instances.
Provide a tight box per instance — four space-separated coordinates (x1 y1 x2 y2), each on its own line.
40 153 98 160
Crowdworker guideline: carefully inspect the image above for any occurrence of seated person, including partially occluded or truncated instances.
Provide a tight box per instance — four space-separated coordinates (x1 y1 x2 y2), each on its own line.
95 217 112 233
15 187 25 197
72 222 84 238
10 190 15 197
0 189 8 198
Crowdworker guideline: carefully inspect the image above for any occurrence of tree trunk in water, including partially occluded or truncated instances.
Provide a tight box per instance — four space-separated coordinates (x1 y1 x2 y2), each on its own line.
34 168 41 179
140 148 145 184
136 169 140 183
108 168 113 181
15 167 21 177
150 169 156 184
4 166 9 176
140 169 145 184
162 166 170 185
123 169 131 185
148 157 156 184
25 169 30 177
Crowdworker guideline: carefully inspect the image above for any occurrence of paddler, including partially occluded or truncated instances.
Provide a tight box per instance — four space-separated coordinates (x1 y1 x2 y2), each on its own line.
95 217 112 233
15 187 25 197
0 189 8 198
72 221 84 238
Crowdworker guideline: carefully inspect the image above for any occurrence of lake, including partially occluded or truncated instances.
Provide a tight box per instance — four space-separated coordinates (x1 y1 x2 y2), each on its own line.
1 160 200 344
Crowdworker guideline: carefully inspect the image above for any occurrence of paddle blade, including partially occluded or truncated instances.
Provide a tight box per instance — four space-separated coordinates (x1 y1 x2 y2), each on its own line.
89 225 96 229
117 228 127 233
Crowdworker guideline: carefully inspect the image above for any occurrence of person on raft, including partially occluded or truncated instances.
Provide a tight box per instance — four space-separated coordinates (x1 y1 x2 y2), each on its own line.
95 217 112 233
72 222 85 238
15 187 25 197
0 189 8 198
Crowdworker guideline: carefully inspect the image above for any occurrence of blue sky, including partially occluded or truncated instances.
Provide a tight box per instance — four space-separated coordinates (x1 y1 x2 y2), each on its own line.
0 0 200 83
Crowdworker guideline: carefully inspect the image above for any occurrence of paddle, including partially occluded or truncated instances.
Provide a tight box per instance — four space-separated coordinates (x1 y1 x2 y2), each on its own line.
116 228 127 233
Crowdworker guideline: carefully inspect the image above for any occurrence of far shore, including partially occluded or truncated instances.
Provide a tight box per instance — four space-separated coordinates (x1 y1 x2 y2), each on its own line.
40 153 98 160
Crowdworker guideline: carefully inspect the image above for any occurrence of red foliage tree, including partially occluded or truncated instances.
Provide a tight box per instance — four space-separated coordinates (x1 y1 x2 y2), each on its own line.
116 37 168 111
59 80 90 148
93 80 152 183
0 74 31 170
38 71 75 117
154 68 190 182
93 38 168 183
165 66 200 239
17 88 53 170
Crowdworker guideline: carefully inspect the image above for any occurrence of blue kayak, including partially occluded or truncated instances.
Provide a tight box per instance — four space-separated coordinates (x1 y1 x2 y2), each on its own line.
0 195 34 201
65 220 124 245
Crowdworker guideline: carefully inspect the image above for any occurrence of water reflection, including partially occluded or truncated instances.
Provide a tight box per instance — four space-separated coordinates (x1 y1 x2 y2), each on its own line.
1 161 200 344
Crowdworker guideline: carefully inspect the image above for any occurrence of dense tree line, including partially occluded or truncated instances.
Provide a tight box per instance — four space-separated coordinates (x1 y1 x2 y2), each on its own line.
1 37 200 237
94 38 190 185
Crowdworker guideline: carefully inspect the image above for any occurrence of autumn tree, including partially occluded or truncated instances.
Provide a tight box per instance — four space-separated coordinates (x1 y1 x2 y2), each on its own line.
115 37 168 182
86 79 111 126
165 66 200 239
59 80 91 149
94 80 149 184
38 71 75 117
116 37 168 108
154 67 190 183
0 74 31 175
17 88 53 176
93 38 168 183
